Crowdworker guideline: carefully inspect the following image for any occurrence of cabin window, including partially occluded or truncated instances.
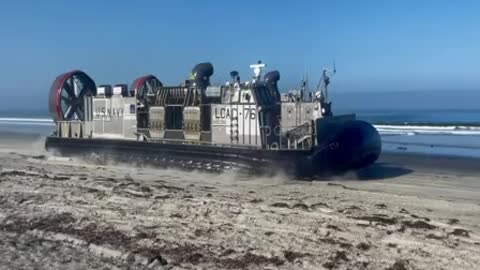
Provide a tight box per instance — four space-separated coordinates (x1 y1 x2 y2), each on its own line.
165 106 183 130
240 90 254 104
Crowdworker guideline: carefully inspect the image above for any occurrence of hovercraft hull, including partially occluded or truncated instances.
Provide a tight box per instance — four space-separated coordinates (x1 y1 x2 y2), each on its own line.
45 119 381 177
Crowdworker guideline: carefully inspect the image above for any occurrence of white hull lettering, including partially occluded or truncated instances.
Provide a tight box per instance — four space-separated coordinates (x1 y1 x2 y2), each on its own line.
215 107 256 120
94 107 124 118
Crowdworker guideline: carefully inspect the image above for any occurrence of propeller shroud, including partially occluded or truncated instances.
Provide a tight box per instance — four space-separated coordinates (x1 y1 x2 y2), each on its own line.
130 75 163 106
48 70 96 122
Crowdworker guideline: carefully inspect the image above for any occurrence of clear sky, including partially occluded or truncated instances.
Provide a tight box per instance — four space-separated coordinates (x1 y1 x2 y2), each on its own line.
0 0 479 109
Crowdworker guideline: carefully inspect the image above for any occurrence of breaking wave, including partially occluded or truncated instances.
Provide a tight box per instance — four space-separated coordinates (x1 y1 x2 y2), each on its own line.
374 124 480 136
0 118 54 126
1 117 479 136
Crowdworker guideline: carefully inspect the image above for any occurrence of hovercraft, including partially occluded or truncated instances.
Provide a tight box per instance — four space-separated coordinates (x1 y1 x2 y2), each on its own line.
45 62 381 177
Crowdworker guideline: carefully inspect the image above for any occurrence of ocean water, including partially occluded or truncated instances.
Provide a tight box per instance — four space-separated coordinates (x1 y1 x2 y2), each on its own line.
353 109 480 157
339 109 480 126
1 108 479 158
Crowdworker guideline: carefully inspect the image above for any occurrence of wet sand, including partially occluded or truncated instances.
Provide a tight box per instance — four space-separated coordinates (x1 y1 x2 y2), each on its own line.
0 135 479 269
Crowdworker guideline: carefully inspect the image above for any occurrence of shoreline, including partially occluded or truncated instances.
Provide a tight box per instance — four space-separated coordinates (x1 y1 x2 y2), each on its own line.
1 129 479 173
379 151 480 175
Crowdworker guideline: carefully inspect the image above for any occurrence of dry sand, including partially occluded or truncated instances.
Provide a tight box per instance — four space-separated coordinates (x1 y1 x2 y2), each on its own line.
0 135 479 269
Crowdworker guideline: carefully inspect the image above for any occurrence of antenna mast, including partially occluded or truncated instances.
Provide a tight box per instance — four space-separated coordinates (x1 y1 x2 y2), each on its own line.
249 60 266 82
315 60 336 102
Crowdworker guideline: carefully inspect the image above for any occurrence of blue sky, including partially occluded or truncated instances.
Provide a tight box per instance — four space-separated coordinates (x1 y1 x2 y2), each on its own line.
0 0 479 109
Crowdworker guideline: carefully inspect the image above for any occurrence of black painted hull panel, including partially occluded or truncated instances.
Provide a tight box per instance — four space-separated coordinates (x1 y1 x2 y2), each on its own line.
45 136 308 175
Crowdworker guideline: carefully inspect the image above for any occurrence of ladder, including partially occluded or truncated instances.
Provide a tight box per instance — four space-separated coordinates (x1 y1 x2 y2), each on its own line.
230 106 239 144
295 101 302 126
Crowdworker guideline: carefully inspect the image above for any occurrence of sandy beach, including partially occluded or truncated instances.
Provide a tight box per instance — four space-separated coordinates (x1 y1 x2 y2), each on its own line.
0 134 479 270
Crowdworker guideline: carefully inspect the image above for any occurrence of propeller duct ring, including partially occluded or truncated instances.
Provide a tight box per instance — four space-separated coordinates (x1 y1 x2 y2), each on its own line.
48 70 96 122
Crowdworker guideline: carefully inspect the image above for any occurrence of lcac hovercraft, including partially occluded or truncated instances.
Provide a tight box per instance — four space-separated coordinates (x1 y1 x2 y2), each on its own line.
45 62 381 177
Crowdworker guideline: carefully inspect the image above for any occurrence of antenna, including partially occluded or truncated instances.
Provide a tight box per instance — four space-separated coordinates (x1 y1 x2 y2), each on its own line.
314 61 337 102
323 68 330 101
300 72 309 101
